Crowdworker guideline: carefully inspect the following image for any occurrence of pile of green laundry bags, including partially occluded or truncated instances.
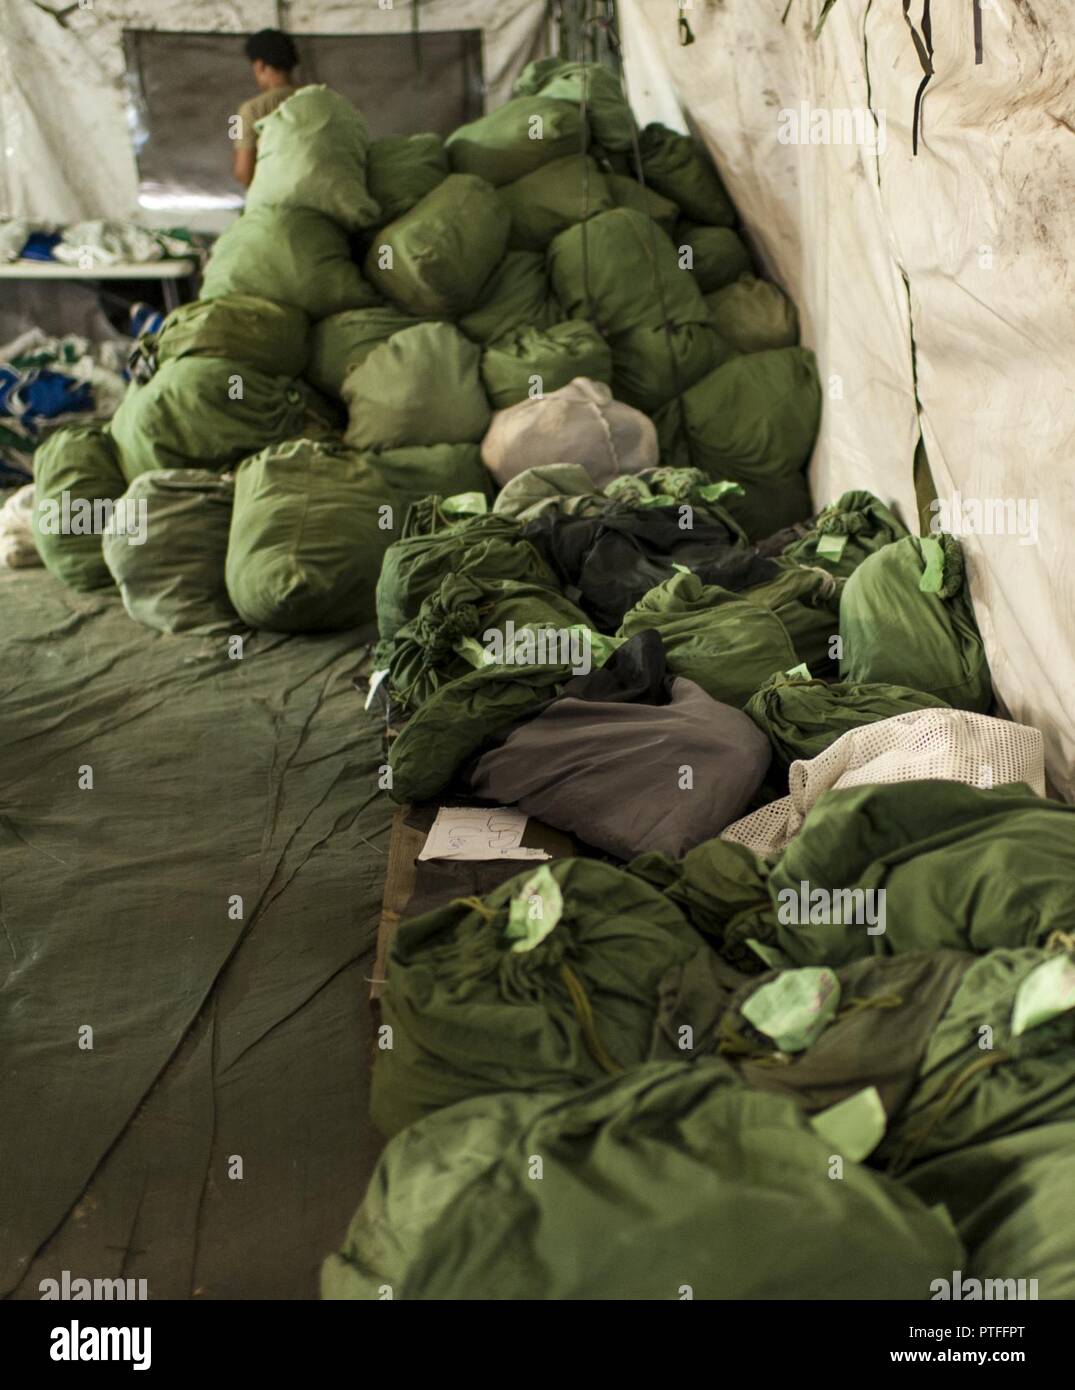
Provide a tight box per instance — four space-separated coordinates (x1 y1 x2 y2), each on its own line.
27 63 1075 1305
30 69 816 632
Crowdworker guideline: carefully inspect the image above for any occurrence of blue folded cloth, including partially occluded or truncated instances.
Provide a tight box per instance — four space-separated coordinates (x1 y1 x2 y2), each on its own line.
18 230 62 262
0 366 94 422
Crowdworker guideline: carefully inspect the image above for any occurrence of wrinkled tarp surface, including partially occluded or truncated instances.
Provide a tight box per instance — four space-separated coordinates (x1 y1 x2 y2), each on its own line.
0 564 390 1299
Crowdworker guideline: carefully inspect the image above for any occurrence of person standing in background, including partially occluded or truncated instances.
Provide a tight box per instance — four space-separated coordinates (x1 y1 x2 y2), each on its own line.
232 29 300 189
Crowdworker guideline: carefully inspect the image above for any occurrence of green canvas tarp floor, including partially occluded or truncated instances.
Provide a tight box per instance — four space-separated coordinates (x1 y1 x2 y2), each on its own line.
0 565 391 1299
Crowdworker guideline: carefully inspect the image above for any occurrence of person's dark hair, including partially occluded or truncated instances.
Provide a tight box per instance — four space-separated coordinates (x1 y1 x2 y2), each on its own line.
244 29 298 71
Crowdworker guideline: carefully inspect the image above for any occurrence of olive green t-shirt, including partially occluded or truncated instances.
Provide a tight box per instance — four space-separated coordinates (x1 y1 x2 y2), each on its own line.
235 85 297 150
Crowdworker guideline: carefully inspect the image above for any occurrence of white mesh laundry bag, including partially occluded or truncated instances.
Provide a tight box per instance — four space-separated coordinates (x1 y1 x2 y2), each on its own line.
722 708 1046 858
480 376 658 489
0 483 42 569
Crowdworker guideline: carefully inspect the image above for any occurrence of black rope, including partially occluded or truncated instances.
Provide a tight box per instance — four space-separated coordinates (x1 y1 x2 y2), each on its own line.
973 0 984 65
902 0 935 156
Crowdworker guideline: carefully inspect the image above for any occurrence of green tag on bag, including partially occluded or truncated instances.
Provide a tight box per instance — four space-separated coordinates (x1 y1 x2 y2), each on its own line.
918 536 947 593
699 481 745 501
784 663 812 679
504 866 563 954
1011 954 1075 1037
741 967 841 1052
441 491 488 517
810 1086 887 1161
816 532 849 562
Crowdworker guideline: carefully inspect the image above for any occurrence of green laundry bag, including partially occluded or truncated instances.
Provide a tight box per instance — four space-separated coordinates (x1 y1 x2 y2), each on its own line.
458 250 557 344
491 462 604 522
677 222 753 292
306 305 433 399
549 207 710 336
102 470 237 635
629 833 775 969
387 658 568 803
609 320 729 413
638 123 736 226
499 155 615 251
327 1058 964 1299
706 274 800 354
617 571 798 707
376 510 558 643
741 558 843 675
655 347 821 538
903 1120 1075 1300
152 295 309 378
364 444 490 516
446 96 585 186
604 173 679 235
513 58 635 152
225 438 398 632
782 489 909 579
701 952 974 1121
384 571 592 712
364 173 510 317
370 859 704 1136
32 423 124 591
342 323 489 451
395 493 491 539
602 466 749 543
366 132 448 222
839 534 993 711
766 781 1075 967
880 947 1075 1174
109 358 310 482
244 85 381 232
745 670 951 768
202 206 380 320
481 321 612 409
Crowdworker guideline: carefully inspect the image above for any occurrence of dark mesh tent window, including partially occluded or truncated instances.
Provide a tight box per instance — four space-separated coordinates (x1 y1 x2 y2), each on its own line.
124 29 484 214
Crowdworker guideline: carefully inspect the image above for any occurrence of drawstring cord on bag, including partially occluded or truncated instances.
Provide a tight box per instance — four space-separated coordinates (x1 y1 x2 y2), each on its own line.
561 961 624 1075
459 896 622 1076
887 1048 1007 1176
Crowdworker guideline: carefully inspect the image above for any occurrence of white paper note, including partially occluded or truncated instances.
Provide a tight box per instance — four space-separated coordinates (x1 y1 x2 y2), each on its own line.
417 806 551 862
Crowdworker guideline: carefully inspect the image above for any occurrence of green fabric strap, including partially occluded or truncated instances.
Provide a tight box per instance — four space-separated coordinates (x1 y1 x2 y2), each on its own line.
917 535 946 593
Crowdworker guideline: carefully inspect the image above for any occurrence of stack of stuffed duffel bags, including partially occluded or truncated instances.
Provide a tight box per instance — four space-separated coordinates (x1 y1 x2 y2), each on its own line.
327 469 1075 1300
27 61 817 635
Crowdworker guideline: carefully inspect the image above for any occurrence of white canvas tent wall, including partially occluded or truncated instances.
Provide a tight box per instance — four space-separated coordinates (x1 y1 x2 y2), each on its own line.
619 0 1074 799
2 0 1071 796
